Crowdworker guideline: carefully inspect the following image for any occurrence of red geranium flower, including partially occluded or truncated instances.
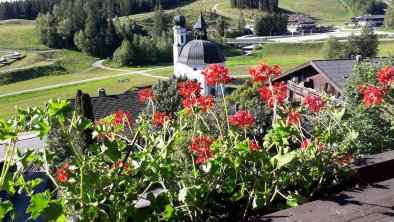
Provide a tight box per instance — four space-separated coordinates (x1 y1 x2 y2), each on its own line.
56 168 67 183
138 89 155 103
303 96 326 113
229 111 255 129
197 95 215 112
258 82 287 108
286 109 302 126
179 80 202 98
201 64 231 85
358 83 387 107
249 140 261 151
152 112 172 125
300 139 311 150
112 110 133 126
378 65 394 86
110 160 131 172
188 136 214 164
249 62 281 83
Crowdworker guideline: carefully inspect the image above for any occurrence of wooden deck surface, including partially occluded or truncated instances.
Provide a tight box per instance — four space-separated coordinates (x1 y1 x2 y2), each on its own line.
260 178 394 222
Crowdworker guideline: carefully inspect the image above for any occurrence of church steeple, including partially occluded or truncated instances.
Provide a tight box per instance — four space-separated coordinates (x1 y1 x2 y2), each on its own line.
194 11 208 40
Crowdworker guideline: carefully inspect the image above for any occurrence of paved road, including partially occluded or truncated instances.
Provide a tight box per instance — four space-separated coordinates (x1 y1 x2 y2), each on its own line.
0 60 172 98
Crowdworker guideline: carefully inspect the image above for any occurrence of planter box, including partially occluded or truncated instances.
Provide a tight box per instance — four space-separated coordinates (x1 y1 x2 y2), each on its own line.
260 150 394 221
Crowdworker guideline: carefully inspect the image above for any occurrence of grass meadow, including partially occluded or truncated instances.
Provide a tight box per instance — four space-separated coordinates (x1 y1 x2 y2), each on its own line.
0 20 49 50
0 74 158 119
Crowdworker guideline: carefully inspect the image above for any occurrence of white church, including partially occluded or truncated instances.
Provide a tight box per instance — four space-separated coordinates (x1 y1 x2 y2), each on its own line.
173 12 226 96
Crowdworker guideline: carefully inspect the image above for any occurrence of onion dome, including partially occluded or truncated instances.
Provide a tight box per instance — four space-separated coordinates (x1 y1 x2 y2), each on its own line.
177 39 225 65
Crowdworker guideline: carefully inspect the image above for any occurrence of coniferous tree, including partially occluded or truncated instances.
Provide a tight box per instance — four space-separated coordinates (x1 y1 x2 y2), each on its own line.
113 39 135 66
216 16 226 37
385 0 394 29
237 11 246 34
356 25 379 57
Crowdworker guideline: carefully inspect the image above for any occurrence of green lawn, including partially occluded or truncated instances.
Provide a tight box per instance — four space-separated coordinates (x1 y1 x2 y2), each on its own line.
279 0 354 25
145 67 174 77
0 75 158 120
0 20 49 50
103 60 172 71
225 43 324 75
378 41 394 56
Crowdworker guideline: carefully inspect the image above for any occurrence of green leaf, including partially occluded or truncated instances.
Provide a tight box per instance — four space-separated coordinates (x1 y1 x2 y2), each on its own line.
333 107 346 121
33 119 50 140
73 117 93 132
42 199 65 222
230 183 245 202
27 190 51 219
0 172 16 196
163 204 174 221
0 200 13 220
18 149 35 168
102 138 122 162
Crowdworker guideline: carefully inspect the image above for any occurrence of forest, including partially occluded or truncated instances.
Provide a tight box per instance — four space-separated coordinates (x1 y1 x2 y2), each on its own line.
343 0 386 15
0 0 182 20
230 0 279 12
32 0 175 64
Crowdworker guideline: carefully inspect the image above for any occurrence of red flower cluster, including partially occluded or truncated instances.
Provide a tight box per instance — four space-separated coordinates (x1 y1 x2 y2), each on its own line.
113 109 133 126
358 84 387 107
188 136 214 164
303 96 326 113
229 111 255 129
138 88 155 103
378 65 394 86
201 64 231 85
110 160 130 172
56 163 73 183
286 109 302 126
179 80 202 97
179 80 214 112
300 139 311 150
249 62 281 83
152 112 172 125
258 82 287 107
249 140 261 151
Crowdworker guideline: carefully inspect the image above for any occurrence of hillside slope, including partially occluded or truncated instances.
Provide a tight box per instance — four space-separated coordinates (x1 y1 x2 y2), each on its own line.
279 0 355 24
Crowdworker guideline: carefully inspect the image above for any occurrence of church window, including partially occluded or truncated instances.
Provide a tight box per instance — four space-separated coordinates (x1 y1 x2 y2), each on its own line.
181 35 184 44
210 88 216 96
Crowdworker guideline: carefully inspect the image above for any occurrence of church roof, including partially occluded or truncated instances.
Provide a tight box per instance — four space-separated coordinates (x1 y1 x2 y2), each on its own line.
194 12 208 30
177 39 225 65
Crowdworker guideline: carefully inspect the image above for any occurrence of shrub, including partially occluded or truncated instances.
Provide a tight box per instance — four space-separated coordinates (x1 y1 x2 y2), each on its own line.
0 63 358 221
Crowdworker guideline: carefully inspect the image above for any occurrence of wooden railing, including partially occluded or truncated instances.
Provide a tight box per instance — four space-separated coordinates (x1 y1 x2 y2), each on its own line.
286 81 346 105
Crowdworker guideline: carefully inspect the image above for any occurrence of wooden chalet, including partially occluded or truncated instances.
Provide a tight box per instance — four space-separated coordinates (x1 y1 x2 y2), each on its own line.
273 58 381 103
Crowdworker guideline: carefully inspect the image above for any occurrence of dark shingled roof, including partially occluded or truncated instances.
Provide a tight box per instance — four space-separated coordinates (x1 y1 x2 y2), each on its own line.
177 39 225 65
194 12 207 30
276 58 382 91
288 14 315 24
69 92 144 121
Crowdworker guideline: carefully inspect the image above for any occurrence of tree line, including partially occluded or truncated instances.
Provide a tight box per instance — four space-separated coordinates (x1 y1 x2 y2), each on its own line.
0 0 181 20
343 0 386 16
254 12 287 36
34 0 174 65
230 0 279 12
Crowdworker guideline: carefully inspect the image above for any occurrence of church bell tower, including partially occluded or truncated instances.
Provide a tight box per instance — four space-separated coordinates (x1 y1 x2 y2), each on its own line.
173 15 187 76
